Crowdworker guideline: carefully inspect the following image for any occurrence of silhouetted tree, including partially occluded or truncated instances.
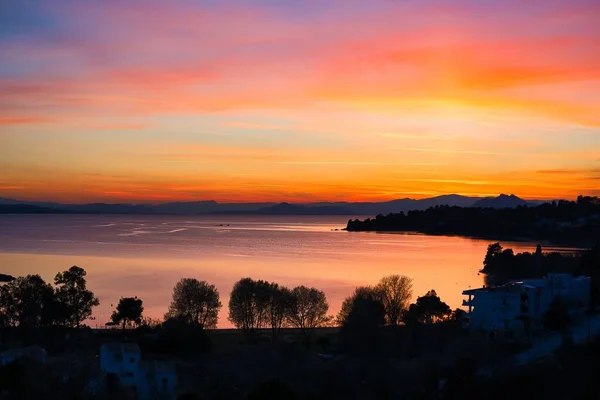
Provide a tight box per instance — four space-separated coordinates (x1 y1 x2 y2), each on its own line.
41 295 71 327
265 283 294 341
451 308 467 322
0 284 12 329
166 278 221 329
54 266 99 328
483 242 503 272
403 290 451 324
229 278 271 337
543 296 571 332
535 244 543 256
375 275 413 325
111 297 144 330
336 286 380 326
339 286 386 353
287 286 330 341
0 274 15 283
0 275 55 328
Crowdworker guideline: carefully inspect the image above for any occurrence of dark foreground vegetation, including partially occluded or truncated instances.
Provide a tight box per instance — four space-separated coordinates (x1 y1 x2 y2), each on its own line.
1 238 599 399
346 195 600 245
0 266 480 399
440 339 600 400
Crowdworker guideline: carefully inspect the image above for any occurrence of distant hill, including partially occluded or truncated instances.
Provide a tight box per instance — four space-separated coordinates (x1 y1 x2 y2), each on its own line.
305 194 481 215
0 197 62 208
345 196 600 245
0 194 554 216
253 203 354 215
155 201 279 214
66 203 155 214
0 204 73 214
473 194 533 209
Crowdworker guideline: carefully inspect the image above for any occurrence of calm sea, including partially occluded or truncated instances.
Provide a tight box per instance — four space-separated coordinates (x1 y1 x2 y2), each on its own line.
0 214 579 328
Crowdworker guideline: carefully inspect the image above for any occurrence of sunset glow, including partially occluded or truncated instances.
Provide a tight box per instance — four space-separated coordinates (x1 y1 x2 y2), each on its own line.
1 0 599 202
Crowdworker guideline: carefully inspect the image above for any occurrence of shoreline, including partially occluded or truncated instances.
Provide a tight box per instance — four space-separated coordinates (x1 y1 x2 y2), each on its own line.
342 228 592 249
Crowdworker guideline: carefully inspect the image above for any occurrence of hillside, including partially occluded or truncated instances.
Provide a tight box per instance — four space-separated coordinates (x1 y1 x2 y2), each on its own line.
345 196 600 245
473 194 532 208
0 194 549 216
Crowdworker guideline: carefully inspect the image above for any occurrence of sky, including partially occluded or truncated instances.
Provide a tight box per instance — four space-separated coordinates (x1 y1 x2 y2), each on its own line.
1 0 599 203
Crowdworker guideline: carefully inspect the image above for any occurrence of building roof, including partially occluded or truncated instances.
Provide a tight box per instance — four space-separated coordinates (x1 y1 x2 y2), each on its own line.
463 281 539 296
463 288 487 295
463 273 593 297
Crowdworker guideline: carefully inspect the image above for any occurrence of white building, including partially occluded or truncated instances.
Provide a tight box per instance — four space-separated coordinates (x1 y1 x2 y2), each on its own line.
99 342 176 400
100 342 142 388
463 274 591 335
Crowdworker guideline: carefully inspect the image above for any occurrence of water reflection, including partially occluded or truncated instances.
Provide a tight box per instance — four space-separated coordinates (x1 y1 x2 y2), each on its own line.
0 215 577 328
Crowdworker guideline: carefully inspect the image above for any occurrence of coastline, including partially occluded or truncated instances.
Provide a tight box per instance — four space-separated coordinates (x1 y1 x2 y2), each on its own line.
342 228 593 249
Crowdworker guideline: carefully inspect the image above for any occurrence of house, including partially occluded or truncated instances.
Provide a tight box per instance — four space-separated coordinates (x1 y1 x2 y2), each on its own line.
100 342 142 389
463 274 591 335
0 345 46 366
99 342 176 400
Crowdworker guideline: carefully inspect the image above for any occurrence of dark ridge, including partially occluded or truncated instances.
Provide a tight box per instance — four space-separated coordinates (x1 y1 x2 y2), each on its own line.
345 195 600 245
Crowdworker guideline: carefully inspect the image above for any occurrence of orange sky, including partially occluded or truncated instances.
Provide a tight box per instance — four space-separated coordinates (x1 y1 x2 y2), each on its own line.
1 0 599 203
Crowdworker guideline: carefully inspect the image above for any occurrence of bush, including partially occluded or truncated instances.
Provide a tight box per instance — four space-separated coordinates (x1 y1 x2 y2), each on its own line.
155 317 212 355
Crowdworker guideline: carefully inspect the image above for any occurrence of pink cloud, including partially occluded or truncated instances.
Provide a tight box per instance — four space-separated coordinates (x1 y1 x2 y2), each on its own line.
1 0 599 127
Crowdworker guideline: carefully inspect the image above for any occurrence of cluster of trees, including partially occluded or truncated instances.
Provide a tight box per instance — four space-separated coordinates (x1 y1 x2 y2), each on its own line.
336 276 460 328
336 275 413 326
228 278 330 340
109 297 144 330
346 195 600 244
336 275 463 353
165 278 222 329
107 277 332 341
0 266 99 329
108 278 223 331
481 243 579 283
481 242 600 305
1 268 471 337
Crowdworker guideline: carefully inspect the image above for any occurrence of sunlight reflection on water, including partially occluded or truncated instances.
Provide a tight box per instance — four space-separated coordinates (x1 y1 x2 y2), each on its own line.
0 214 581 328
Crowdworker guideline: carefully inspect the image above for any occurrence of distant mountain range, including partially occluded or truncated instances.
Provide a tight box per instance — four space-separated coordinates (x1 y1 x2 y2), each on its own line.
0 194 549 216
472 194 532 208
